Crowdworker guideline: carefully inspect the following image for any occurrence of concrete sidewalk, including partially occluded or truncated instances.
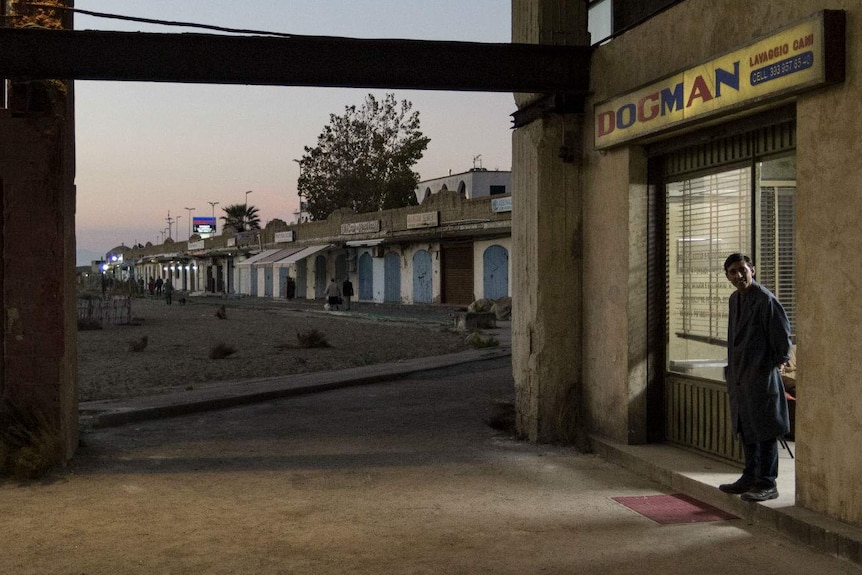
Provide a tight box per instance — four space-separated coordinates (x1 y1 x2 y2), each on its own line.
80 346 511 428
76 321 862 570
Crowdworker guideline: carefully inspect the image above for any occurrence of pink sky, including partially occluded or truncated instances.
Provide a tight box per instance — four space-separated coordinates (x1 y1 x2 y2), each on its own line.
73 1 514 264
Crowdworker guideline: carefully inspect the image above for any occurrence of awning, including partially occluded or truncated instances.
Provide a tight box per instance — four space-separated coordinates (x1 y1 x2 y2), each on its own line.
235 249 277 267
345 239 384 247
278 244 332 264
251 247 299 267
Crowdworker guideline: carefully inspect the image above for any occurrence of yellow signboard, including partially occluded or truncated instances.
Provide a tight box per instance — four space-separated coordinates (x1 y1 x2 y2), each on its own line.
594 11 844 149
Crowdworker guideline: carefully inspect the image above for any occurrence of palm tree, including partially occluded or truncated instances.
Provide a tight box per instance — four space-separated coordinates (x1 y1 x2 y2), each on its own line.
221 203 261 233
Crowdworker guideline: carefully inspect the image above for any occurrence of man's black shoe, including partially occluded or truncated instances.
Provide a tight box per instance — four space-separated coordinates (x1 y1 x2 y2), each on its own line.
741 486 779 502
718 478 756 494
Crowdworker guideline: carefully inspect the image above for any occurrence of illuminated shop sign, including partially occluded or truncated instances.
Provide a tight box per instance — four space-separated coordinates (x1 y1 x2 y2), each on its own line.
594 11 844 149
192 216 217 234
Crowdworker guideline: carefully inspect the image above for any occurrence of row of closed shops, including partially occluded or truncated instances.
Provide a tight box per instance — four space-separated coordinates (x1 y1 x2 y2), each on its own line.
118 192 513 306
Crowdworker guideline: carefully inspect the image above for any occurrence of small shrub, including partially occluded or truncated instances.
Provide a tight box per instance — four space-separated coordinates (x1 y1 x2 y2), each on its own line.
466 331 500 349
484 400 516 434
0 400 59 480
208 342 237 359
296 329 330 349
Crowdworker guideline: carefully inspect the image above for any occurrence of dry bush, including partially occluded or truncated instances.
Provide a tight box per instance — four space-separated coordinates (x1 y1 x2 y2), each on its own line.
0 399 59 480
465 331 499 349
296 328 330 349
208 343 237 360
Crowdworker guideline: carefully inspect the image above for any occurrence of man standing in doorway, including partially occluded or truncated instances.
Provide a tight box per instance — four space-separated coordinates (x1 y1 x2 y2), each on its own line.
719 253 792 502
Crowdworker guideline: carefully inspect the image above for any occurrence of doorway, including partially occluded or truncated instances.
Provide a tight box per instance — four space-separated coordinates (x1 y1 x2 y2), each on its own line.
655 121 797 461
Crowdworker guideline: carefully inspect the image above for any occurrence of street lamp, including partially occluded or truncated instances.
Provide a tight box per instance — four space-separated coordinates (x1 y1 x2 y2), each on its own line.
208 201 219 218
244 190 252 207
184 207 195 239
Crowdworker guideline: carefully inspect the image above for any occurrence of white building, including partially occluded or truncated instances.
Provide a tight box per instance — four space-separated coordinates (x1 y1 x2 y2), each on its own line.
415 168 511 204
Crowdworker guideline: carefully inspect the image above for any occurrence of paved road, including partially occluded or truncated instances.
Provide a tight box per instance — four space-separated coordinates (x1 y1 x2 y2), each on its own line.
2 358 860 574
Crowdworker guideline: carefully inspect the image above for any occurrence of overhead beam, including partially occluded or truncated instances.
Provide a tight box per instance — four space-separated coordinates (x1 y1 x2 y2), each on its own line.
0 28 591 94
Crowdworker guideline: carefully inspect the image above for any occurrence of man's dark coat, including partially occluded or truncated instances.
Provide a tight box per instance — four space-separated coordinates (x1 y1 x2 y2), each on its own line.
726 281 792 442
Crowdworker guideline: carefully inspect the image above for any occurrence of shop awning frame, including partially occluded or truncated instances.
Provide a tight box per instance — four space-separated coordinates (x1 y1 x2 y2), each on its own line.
278 244 333 265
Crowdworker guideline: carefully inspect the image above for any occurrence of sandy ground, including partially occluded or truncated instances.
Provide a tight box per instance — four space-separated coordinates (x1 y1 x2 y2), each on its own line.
77 296 471 402
4 359 860 575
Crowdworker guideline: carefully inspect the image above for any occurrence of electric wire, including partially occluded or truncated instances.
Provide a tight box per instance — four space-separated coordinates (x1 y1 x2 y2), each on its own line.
19 3 300 38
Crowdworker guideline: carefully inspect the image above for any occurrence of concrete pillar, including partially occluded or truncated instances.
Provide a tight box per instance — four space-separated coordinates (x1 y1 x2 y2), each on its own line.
1 0 78 463
511 0 588 442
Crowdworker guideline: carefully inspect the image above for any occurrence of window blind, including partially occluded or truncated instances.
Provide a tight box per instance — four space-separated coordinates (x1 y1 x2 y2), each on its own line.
668 168 751 343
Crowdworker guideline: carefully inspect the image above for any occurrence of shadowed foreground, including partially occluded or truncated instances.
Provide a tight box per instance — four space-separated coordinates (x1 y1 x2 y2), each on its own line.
2 359 859 574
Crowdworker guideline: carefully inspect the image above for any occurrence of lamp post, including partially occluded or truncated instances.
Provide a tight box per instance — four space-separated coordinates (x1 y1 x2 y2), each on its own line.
244 190 253 207
184 207 195 239
208 201 219 218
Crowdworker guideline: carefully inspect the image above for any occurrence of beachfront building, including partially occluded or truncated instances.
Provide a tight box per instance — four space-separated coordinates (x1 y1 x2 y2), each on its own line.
122 186 512 306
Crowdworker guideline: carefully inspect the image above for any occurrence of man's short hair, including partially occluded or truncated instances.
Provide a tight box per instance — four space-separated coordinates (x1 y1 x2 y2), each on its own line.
723 252 754 272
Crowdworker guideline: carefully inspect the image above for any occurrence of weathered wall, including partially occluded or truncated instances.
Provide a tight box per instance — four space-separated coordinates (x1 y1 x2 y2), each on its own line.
0 107 78 462
511 0 588 442
0 0 78 464
585 0 862 526
793 4 862 526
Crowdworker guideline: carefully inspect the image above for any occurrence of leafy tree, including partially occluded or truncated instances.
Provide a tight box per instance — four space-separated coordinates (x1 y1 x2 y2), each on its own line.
297 93 430 220
221 203 261 233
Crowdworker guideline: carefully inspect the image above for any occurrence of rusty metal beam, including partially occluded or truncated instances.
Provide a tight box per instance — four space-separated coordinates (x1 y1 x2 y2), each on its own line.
0 27 591 94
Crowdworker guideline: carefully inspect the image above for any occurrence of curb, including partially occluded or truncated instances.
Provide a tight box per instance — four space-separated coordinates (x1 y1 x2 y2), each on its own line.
80 347 511 428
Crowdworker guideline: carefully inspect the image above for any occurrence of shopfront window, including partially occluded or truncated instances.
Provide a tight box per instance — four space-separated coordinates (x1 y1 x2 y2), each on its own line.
666 155 796 381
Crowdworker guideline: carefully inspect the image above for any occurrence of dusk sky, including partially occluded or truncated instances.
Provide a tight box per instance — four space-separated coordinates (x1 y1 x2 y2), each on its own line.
73 1 514 264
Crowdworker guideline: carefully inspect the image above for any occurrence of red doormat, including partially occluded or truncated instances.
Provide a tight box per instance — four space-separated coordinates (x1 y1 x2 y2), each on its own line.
612 494 738 525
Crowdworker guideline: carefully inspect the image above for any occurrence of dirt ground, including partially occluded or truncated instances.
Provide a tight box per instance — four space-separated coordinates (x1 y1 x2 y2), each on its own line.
77 296 471 402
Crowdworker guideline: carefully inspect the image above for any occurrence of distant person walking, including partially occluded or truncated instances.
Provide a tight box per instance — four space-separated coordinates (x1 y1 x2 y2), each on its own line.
148 277 155 296
155 277 163 296
342 277 354 310
718 253 792 503
164 279 174 305
324 278 341 311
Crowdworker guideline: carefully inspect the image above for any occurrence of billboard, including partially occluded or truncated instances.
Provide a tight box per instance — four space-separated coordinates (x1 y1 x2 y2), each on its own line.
192 216 217 235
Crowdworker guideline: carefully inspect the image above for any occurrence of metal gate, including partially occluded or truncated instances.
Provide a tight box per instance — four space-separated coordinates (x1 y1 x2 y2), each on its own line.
384 252 401 302
358 252 373 300
412 250 432 304
482 245 508 300
442 244 473 305
263 265 273 297
249 265 258 296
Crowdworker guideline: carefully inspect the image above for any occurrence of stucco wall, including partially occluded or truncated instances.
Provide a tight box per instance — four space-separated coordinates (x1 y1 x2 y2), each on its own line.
586 0 862 525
